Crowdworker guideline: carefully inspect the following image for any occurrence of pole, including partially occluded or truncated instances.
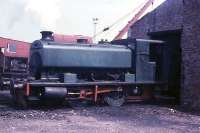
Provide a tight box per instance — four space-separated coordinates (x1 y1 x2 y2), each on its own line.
93 18 98 43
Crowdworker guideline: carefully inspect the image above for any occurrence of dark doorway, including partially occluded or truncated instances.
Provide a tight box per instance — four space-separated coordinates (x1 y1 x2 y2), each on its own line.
149 30 182 103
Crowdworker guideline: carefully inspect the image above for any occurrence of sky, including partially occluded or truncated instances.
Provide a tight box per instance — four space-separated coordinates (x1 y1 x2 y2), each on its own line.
0 0 166 42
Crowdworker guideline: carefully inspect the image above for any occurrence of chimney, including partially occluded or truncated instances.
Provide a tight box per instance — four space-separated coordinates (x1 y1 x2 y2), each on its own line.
40 31 54 41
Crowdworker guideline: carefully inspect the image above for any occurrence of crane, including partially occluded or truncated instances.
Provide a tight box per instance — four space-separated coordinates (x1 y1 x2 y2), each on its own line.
113 0 155 40
95 0 156 41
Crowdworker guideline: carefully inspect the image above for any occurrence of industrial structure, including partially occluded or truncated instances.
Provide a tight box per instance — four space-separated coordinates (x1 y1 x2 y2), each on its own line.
129 0 200 109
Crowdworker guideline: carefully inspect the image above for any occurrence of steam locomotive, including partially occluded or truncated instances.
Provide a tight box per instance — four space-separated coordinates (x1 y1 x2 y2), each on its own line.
30 31 134 81
11 31 165 108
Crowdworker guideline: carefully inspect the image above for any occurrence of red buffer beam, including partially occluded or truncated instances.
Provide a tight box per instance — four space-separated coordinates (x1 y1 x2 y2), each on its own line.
113 0 155 40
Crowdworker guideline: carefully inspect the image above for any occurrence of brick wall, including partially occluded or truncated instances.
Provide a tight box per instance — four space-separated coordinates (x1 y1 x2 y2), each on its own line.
130 0 200 109
130 0 183 38
181 0 200 109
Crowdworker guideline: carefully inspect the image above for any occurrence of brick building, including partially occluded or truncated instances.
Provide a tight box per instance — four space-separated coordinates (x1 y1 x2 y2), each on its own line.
129 0 200 109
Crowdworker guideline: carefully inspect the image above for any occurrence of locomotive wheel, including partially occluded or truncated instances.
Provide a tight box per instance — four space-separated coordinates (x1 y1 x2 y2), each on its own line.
104 91 125 107
9 80 28 109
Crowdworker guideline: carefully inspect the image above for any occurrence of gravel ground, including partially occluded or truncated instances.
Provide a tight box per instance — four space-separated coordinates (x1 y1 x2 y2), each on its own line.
0 91 200 133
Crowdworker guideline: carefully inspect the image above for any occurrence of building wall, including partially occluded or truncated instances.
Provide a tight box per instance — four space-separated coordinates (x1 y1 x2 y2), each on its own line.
130 0 183 39
130 0 200 109
181 0 200 109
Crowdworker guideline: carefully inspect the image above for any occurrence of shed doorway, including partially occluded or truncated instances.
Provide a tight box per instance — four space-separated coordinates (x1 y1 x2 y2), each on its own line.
149 30 182 104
